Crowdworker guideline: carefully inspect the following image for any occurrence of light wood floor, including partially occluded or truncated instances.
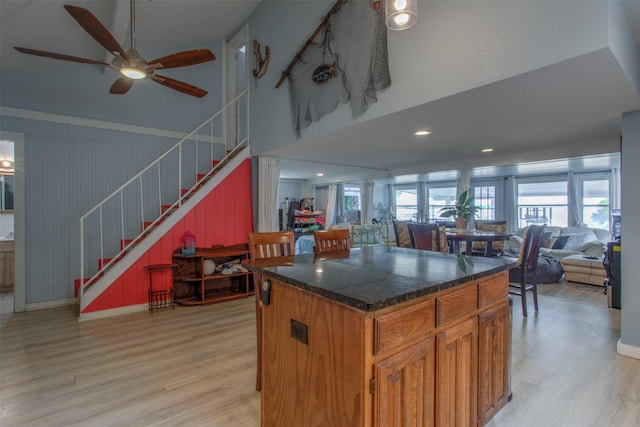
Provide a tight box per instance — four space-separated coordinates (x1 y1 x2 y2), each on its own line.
1 279 639 426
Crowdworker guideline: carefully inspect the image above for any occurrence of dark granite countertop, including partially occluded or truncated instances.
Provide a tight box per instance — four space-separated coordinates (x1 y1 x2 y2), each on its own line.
243 246 516 311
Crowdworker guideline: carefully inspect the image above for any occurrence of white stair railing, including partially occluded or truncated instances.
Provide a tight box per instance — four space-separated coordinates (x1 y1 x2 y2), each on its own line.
79 90 248 297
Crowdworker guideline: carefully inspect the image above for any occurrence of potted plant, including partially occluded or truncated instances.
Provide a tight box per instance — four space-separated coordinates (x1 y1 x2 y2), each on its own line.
438 189 481 229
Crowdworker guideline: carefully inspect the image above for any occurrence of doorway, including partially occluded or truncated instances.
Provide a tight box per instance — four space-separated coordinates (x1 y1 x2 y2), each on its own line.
225 25 248 149
0 131 24 312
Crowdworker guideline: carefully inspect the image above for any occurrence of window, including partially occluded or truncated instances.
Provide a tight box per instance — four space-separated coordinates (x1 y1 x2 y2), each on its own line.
578 174 610 230
344 185 361 211
342 185 361 223
473 184 496 220
517 178 568 228
429 185 456 221
395 186 417 221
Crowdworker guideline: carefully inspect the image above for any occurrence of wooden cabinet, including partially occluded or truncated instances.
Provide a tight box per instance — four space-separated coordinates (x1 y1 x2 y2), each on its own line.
436 317 478 427
478 301 510 424
0 240 14 293
260 272 511 427
172 244 252 305
374 337 435 427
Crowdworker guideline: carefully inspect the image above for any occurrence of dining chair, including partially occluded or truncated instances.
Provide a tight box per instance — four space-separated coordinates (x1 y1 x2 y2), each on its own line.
407 223 443 252
246 230 295 391
313 229 352 253
472 219 508 256
508 224 545 317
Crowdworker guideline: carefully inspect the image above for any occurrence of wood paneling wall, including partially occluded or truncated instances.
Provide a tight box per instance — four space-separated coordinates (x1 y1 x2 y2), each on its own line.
82 159 253 313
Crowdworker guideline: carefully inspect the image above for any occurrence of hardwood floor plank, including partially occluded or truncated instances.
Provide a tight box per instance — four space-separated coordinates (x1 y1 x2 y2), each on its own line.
1 278 639 426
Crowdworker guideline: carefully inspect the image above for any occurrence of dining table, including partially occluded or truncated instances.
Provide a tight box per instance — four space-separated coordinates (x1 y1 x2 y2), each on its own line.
445 229 512 257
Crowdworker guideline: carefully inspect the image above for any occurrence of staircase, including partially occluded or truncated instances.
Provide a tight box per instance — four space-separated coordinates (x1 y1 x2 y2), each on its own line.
78 90 249 314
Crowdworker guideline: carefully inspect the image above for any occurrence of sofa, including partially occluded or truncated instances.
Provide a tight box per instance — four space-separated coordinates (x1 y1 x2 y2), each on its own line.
504 225 612 286
504 225 611 261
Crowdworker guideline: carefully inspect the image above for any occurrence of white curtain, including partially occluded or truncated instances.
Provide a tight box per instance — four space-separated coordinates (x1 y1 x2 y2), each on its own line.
336 184 345 223
257 156 281 232
505 176 517 233
567 172 581 226
324 184 337 229
417 182 427 222
360 181 375 225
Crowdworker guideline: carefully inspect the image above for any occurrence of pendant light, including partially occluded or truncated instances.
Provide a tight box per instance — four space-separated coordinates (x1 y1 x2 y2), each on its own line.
385 0 417 30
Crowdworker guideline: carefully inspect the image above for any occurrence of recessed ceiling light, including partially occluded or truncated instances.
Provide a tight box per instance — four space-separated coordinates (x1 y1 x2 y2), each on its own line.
316 173 324 177
413 130 432 136
482 148 494 153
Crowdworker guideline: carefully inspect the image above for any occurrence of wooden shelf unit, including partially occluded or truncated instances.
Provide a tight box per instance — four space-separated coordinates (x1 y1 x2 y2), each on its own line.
172 244 253 306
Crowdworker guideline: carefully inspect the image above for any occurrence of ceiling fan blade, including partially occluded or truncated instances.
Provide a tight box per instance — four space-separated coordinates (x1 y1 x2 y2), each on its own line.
148 49 216 69
63 5 127 58
14 47 110 66
150 74 208 98
110 77 135 95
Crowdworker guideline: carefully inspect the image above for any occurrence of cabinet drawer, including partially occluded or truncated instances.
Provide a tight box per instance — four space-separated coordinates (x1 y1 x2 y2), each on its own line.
437 285 478 326
374 299 435 355
478 274 508 308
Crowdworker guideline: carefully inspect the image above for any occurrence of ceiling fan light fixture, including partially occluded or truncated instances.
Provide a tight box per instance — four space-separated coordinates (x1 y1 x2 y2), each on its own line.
120 67 146 79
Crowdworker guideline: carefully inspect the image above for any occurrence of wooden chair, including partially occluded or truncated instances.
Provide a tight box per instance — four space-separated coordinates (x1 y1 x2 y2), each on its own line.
246 231 295 391
313 229 352 253
247 231 295 258
473 219 508 256
407 223 442 252
508 224 545 317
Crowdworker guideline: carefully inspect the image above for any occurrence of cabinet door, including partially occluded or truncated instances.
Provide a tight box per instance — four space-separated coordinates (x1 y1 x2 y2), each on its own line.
374 337 435 427
436 317 478 427
478 301 510 424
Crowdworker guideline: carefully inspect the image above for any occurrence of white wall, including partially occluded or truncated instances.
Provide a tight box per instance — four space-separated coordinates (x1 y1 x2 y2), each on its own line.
248 0 609 157
619 110 640 357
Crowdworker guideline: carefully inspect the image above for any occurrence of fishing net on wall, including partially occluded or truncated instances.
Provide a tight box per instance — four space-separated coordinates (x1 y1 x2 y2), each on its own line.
288 0 390 137
288 30 349 137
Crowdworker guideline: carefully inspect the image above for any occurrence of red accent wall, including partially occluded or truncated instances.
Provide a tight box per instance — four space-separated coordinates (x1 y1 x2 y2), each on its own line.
82 159 254 313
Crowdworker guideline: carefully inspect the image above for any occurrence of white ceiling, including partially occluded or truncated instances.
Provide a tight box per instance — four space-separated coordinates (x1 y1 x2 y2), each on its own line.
1 0 640 184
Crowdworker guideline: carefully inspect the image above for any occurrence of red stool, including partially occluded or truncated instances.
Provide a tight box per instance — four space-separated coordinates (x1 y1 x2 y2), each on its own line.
145 264 176 313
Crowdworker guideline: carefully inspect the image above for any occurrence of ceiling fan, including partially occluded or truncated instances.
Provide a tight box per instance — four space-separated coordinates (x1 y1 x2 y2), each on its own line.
14 0 215 98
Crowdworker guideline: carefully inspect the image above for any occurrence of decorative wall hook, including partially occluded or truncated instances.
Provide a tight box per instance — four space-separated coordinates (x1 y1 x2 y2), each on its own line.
252 39 270 80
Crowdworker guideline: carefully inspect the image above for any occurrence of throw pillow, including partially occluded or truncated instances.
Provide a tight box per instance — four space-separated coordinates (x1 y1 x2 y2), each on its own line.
393 221 412 248
439 226 448 253
563 231 597 251
551 235 570 249
540 231 554 248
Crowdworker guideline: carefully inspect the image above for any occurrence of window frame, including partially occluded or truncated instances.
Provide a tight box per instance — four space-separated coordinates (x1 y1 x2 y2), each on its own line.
515 175 569 228
394 184 418 222
427 182 457 222
575 172 612 230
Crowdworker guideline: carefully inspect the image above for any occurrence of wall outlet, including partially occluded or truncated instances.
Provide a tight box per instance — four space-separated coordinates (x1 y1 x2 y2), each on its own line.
290 319 308 345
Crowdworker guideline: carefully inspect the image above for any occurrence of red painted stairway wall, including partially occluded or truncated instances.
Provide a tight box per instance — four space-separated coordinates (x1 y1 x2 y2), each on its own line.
82 159 254 314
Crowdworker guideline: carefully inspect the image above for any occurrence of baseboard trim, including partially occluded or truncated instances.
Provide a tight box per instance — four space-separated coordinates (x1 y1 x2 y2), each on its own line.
26 297 78 311
78 302 148 322
617 338 640 360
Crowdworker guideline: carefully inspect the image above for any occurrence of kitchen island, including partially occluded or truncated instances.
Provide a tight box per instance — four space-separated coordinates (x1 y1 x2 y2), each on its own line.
244 245 516 427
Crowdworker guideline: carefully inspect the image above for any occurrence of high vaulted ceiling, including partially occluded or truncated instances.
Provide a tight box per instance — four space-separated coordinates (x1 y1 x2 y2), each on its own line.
2 1 640 183
1 0 262 130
